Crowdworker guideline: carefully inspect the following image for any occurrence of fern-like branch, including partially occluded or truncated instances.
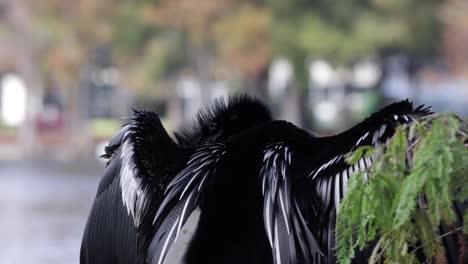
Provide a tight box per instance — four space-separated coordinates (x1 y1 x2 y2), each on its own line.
336 113 467 264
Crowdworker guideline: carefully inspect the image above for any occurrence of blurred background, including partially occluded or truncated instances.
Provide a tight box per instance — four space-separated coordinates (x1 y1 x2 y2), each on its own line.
0 0 467 263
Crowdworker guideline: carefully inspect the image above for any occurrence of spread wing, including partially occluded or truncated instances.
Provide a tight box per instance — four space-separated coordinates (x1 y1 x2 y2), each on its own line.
80 110 189 264
260 141 323 264
307 100 431 262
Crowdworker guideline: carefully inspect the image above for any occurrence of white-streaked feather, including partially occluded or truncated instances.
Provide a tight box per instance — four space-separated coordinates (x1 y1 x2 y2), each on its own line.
119 138 147 227
278 189 290 234
372 131 380 145
358 158 366 171
265 194 273 247
312 162 327 179
334 173 341 211
354 164 360 175
179 173 199 200
364 156 372 168
379 124 387 137
157 217 179 264
176 191 194 239
342 170 348 195
150 143 226 263
356 131 370 146
274 218 282 264
197 172 209 192
349 165 354 176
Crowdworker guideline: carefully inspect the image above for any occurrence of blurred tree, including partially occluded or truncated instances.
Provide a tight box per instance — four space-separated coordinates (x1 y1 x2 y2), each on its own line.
123 0 234 98
112 0 179 94
115 0 273 96
32 0 117 87
268 0 442 89
13 0 443 96
440 0 468 75
213 4 273 95
14 0 122 157
32 0 440 99
3 0 444 121
265 0 442 128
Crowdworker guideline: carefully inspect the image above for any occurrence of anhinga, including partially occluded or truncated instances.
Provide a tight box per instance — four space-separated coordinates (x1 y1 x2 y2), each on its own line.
80 95 464 264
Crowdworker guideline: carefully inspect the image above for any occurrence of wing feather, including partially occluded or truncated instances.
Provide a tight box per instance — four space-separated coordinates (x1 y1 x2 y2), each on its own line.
311 101 431 213
147 142 226 264
81 110 188 264
306 100 431 261
261 143 323 264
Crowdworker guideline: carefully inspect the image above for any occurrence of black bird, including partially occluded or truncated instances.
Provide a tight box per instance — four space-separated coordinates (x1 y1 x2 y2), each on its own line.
80 95 464 264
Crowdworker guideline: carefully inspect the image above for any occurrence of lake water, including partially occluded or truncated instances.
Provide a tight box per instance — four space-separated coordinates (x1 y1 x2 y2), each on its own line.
0 161 100 264
0 160 198 264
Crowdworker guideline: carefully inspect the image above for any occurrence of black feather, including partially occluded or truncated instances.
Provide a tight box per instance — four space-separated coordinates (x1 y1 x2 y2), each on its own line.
81 110 190 264
175 95 272 146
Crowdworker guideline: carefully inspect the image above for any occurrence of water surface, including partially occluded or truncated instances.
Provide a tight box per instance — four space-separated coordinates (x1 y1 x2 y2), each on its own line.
0 161 100 264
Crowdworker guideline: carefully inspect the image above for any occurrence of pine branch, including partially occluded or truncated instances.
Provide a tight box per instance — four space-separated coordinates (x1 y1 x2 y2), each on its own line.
336 113 468 263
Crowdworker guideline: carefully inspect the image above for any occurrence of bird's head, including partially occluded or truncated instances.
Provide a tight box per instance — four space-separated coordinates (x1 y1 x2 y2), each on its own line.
174 95 273 146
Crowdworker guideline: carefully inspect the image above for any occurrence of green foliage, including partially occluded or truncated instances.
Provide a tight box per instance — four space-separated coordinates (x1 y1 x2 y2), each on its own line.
266 0 443 91
270 0 442 64
336 113 467 263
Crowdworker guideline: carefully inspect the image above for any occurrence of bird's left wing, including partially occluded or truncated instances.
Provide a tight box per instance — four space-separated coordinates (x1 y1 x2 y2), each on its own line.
80 110 190 264
307 100 431 262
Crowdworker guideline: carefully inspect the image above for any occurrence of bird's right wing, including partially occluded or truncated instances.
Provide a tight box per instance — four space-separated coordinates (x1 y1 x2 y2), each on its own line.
309 101 431 213
306 100 431 262
259 140 324 264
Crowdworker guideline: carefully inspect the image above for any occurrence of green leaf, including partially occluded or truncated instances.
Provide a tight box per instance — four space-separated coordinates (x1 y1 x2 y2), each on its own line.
336 113 467 263
346 145 374 165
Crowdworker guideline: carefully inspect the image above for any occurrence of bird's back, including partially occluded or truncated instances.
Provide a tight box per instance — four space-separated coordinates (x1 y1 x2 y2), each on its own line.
183 139 273 264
